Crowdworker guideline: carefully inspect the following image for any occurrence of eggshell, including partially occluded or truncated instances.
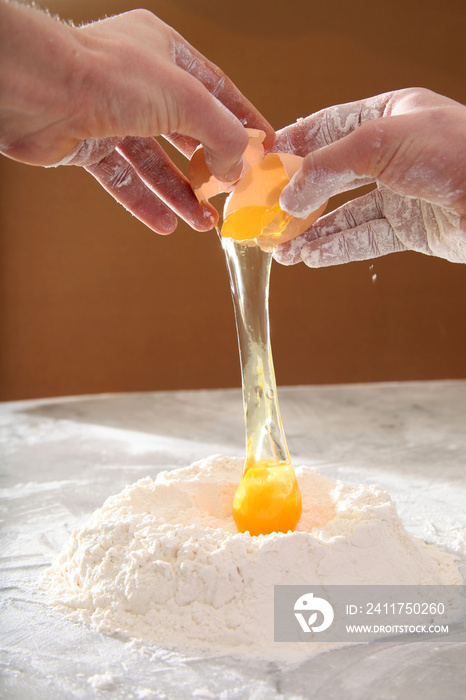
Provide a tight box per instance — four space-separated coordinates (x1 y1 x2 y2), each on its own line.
189 129 266 202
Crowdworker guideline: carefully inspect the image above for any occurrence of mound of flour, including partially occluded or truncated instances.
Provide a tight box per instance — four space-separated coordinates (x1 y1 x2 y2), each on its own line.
43 455 461 660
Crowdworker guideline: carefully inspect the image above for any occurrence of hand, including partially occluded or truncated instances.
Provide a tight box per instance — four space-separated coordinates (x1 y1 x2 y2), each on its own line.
272 88 466 266
0 3 274 234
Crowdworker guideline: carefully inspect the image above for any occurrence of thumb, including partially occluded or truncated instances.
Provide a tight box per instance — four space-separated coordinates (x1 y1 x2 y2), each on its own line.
280 132 375 218
199 99 249 182
169 69 249 182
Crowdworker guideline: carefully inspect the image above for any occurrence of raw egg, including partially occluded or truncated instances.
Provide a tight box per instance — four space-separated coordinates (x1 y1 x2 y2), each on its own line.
232 461 302 536
188 128 323 537
189 128 327 249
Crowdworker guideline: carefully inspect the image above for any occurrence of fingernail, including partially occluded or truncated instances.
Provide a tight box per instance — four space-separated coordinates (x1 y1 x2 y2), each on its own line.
223 158 244 182
279 185 302 217
300 244 321 268
280 177 323 219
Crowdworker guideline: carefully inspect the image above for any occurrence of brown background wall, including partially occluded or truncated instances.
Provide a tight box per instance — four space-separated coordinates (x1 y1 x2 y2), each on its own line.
1 0 465 400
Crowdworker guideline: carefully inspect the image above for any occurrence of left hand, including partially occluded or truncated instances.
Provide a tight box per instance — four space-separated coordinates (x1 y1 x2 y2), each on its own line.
272 88 466 266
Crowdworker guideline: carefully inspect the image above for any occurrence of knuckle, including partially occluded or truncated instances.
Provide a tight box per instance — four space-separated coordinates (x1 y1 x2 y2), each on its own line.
107 162 134 189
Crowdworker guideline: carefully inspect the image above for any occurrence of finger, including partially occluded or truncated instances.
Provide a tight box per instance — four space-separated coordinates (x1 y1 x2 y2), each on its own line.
117 136 217 231
273 93 396 216
172 41 275 177
298 220 409 267
162 133 200 159
300 189 385 240
274 217 408 269
280 139 374 218
85 150 177 234
164 72 249 181
272 118 374 204
174 41 275 149
280 102 404 218
274 190 406 265
272 92 393 156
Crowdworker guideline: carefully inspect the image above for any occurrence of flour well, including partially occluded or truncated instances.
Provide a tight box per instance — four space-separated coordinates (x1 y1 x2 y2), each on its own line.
42 455 461 661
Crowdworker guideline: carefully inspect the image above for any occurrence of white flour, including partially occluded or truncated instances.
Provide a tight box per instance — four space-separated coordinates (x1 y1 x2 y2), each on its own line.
42 455 462 661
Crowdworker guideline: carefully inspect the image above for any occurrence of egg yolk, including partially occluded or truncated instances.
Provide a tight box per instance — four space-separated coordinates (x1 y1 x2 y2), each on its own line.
232 462 302 536
221 154 293 242
222 203 292 241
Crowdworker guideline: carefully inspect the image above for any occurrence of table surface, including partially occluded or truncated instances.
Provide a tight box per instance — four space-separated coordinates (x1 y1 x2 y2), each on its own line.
1 381 466 700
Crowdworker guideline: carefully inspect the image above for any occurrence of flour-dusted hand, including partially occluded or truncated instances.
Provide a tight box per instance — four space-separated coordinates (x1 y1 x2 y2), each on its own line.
272 88 466 266
0 3 274 234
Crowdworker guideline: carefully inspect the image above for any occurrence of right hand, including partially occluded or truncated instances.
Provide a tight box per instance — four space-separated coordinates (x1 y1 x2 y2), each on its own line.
0 4 275 234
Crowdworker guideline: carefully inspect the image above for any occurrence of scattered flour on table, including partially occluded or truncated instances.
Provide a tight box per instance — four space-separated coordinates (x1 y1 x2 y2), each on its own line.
42 455 462 661
87 672 115 690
